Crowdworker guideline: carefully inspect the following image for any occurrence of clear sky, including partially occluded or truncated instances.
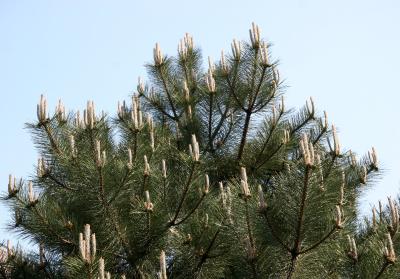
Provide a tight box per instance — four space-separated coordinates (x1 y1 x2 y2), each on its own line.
1 0 400 242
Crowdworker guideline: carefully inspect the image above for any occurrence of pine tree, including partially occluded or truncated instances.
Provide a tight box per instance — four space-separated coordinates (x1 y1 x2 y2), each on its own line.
1 23 398 279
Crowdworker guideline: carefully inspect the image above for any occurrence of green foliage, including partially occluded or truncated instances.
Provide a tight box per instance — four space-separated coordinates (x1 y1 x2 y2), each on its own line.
1 24 398 279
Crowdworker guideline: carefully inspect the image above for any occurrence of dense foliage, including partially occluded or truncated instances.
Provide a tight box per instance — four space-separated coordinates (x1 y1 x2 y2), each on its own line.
1 24 398 279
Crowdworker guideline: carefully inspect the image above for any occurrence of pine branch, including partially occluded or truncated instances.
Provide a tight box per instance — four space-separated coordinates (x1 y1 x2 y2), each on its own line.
118 117 140 158
157 65 179 120
244 199 255 252
286 256 298 279
108 168 131 205
290 115 313 136
97 164 130 258
252 91 275 114
248 48 260 108
141 94 177 122
244 198 258 279
42 122 62 155
226 71 245 111
44 172 76 191
174 193 206 226
261 210 291 252
253 142 284 172
287 165 312 279
162 176 167 202
216 115 236 151
11 193 71 245
180 59 191 85
237 50 265 162
170 163 196 226
237 111 252 161
207 93 214 151
3 23 391 278
207 105 233 152
31 202 72 245
253 114 314 172
250 65 268 110
374 261 390 279
141 174 149 194
146 211 151 237
298 226 337 254
323 155 337 179
253 111 283 167
89 130 131 258
194 228 221 278
312 126 327 145
294 167 312 251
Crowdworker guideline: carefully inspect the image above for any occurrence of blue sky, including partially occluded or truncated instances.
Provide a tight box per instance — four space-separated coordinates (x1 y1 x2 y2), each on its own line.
1 0 400 242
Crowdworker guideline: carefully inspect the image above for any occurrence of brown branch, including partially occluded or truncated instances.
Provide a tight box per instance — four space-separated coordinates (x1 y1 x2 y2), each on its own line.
206 105 233 152
195 229 221 277
14 195 72 245
262 210 291 252
141 175 149 194
374 261 390 279
250 65 267 109
117 116 140 159
208 93 214 150
42 123 61 155
157 66 179 120
253 115 315 172
214 115 236 151
290 116 313 137
253 111 283 166
237 111 252 161
170 163 196 225
88 130 131 258
141 94 176 121
253 142 284 172
287 166 312 279
44 172 76 191
247 48 260 108
294 166 312 252
31 206 72 245
312 127 327 145
162 177 167 202
174 193 206 226
323 155 337 180
299 226 337 254
237 52 267 162
244 199 255 251
97 165 131 257
108 168 131 205
244 198 258 279
225 60 246 111
286 256 298 279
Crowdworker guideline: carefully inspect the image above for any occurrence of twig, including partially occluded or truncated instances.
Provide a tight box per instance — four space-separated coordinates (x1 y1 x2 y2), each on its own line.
42 122 61 155
157 66 179 120
237 111 252 161
287 166 312 279
244 198 258 279
174 193 206 226
195 229 221 278
299 227 337 254
262 210 291 252
170 163 196 225
374 261 390 279
45 173 76 191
